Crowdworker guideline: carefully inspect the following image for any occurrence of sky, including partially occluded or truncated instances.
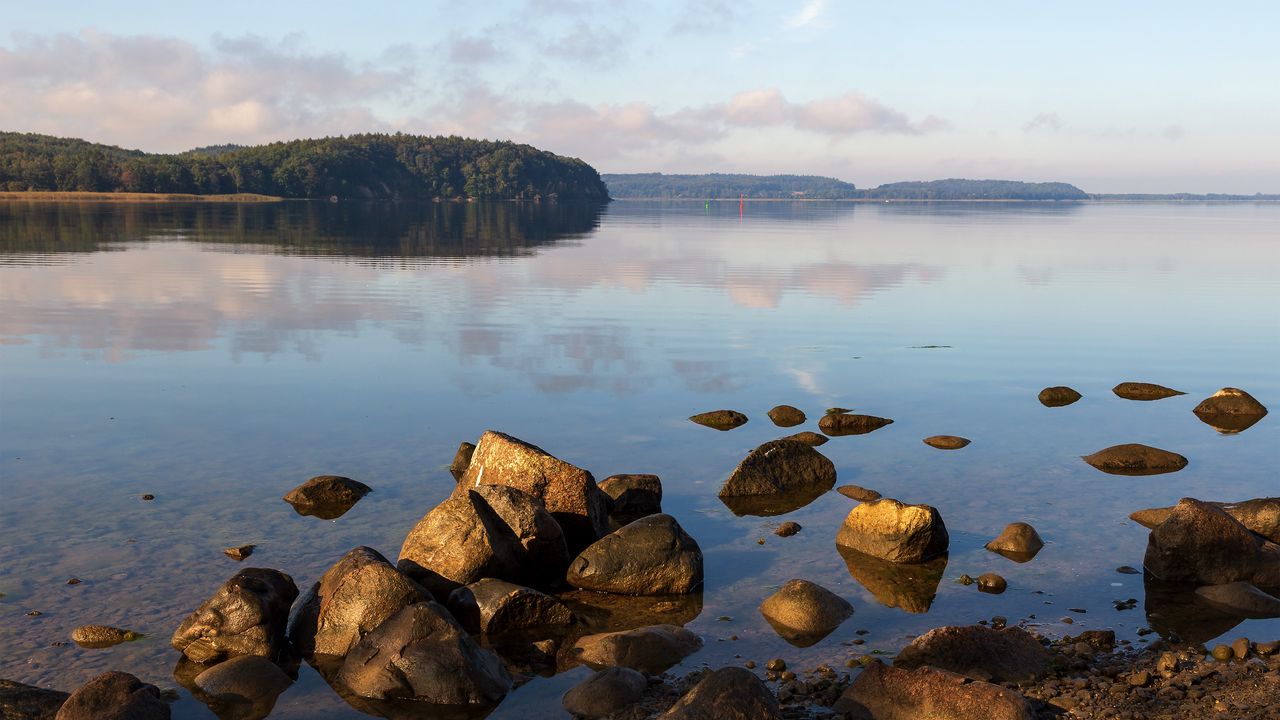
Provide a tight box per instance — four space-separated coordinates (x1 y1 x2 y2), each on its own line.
2 0 1277 193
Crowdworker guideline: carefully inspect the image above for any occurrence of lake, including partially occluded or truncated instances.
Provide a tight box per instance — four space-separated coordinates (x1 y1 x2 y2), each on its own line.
1 199 1277 718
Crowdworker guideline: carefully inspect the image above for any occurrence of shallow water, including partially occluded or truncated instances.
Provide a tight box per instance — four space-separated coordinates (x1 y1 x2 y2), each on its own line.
1 199 1277 717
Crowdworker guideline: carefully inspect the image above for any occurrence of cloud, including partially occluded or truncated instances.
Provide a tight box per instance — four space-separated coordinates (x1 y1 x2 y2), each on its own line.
1023 112 1063 132
671 0 739 34
719 88 945 136
448 34 505 65
785 0 828 28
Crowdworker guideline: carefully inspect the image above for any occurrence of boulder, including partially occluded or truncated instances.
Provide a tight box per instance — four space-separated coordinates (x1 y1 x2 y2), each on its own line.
397 490 521 597
70 625 136 649
923 435 970 450
0 678 67 720
566 514 703 595
598 474 663 519
192 655 292 720
282 475 371 519
766 405 806 427
1192 387 1268 434
1081 443 1188 476
818 413 893 436
289 546 430 658
758 579 853 647
446 578 574 635
471 484 572 584
1130 497 1280 543
450 442 476 480
562 667 647 719
836 498 949 564
984 522 1045 562
1037 386 1081 407
1144 498 1280 587
459 430 609 552
688 410 748 430
833 662 1033 720
571 624 702 675
838 545 946 614
54 672 169 720
718 439 836 502
335 602 511 705
836 484 882 502
660 666 780 720
172 568 297 664
1194 582 1280 618
780 431 827 447
893 625 1050 682
1113 382 1185 400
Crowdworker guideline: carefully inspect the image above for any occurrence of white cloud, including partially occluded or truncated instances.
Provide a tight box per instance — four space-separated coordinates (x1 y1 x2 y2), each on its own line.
785 0 828 28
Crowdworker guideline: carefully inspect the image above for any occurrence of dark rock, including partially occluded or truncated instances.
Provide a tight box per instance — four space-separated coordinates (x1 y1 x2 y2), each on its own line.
923 435 970 450
1081 443 1188 476
780 431 827 446
472 483 572 585
566 513 703 595
1038 386 1081 407
1113 382 1185 400
598 474 663 519
660 666 780 720
1192 387 1268 434
1143 575 1248 645
833 661 1033 720
571 624 702 674
766 405 806 428
1130 497 1280 543
459 430 608 553
985 522 1045 562
192 655 292 720
289 546 429 658
818 413 893 436
688 410 748 430
838 545 946 613
172 568 297 664
224 545 254 561
1144 498 1280 587
558 590 703 635
335 602 511 704
282 475 371 519
718 439 836 500
562 667 647 719
893 625 1051 682
446 578 574 635
836 498 948 564
0 678 67 720
977 573 1007 594
758 579 853 647
774 521 801 537
836 484 881 502
70 625 136 649
450 442 476 481
1194 582 1280 618
54 672 169 720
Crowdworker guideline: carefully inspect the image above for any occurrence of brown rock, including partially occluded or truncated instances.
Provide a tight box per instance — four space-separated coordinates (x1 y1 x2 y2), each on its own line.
223 544 254 561
893 625 1050 682
833 662 1033 720
1144 498 1280 587
758 579 853 647
1130 497 1280 543
836 498 948 564
838 545 947 614
598 473 663 519
471 483 572 584
718 439 836 499
836 484 882 502
0 678 68 720
446 578 575 635
688 410 748 430
572 624 703 675
985 522 1045 562
192 655 292 720
1081 443 1188 476
780 431 827 446
397 490 521 597
1038 386 1081 407
54 672 169 720
282 475 371 519
774 521 801 537
558 589 703 635
977 573 1007 594
1193 388 1268 434
766 405 806 427
660 666 780 720
70 625 135 649
923 435 970 450
172 568 297 664
562 666 647 719
1113 382 1186 400
450 441 476 480
818 413 893 436
566 513 703 595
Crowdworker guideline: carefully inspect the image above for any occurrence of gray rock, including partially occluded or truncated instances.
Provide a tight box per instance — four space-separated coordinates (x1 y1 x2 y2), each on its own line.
54 672 169 720
1144 498 1280 587
572 624 703 675
172 568 297 664
0 678 67 720
1194 582 1280 618
984 522 1045 562
193 655 292 720
1113 382 1185 400
282 475 371 519
818 413 893 436
688 410 748 430
718 439 836 501
562 667 647 719
758 579 853 647
836 498 948 564
446 578 574 635
766 405 806 427
660 666 780 720
893 625 1050 682
598 474 663 519
1038 386 1081 407
1081 443 1188 476
567 514 703 595
833 662 1033 720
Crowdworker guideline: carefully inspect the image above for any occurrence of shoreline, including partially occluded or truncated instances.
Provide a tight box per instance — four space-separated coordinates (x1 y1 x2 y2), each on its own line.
0 191 282 203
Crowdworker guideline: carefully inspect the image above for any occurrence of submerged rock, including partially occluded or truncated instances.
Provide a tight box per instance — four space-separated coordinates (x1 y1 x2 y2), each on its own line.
283 475 371 519
1194 581 1280 618
766 405 806 427
192 655 292 720
833 662 1033 720
1130 497 1280 543
598 473 663 519
1193 387 1269 433
55 672 169 720
566 513 703 595
688 410 748 430
894 625 1049 682
450 441 476 480
1081 443 1188 476
758 579 853 647
1037 386 1081 407
0 678 67 720
1144 498 1280 587
818 413 893 436
838 545 947 613
836 498 948 564
70 625 137 649
977 573 1007 594
446 578 574 635
172 568 297 664
836 484 882 502
571 624 702 675
561 667 647 719
923 435 970 450
1113 381 1185 400
774 521 801 537
985 522 1045 562
660 666 780 720
780 430 827 446
717 439 835 518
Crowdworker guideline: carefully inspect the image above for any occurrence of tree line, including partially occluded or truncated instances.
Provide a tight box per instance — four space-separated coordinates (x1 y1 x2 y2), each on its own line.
603 173 1091 201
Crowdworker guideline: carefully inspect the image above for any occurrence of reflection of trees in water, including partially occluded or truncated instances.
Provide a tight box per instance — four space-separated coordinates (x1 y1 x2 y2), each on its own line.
0 201 606 259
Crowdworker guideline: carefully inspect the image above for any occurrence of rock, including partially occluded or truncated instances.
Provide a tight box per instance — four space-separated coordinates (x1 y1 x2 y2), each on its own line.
335 602 511 704
1130 497 1280 543
838 545 947 614
572 624 703 675
893 625 1051 682
1194 582 1280 618
446 578 574 635
54 672 169 720
289 546 430 658
172 568 297 664
282 475 371 519
192 655 292 720
224 545 254 561
450 441 476 480
1081 443 1188 476
566 513 703 595
758 579 853 647
767 405 806 427
688 410 748 430
1113 382 1186 400
818 413 893 436
977 573 1007 594
836 498 949 564
1144 498 1280 587
774 521 801 537
1257 640 1279 656
561 667 647 719
0 678 67 720
1192 387 1268 434
718 439 836 499
833 662 1033 720
459 430 608 553
780 431 827 446
471 483 572 583
1231 636 1251 659
923 435 970 450
985 522 1045 562
598 474 663 519
660 666 780 720
1211 644 1233 661
836 484 881 502
70 625 136 649
1038 386 1081 407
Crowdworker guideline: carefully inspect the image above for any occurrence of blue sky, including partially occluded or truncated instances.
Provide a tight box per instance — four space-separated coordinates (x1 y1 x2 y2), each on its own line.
3 0 1277 192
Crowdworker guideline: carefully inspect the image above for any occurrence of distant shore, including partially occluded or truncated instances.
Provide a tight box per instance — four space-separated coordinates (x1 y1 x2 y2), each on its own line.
608 196 1280 203
0 191 282 203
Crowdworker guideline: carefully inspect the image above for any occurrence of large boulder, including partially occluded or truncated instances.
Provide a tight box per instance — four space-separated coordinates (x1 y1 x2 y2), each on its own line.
766 405 806 427
283 475 371 519
335 602 511 705
1144 498 1280 586
758 579 853 647
562 667 647 719
446 578 575 635
172 568 298 664
598 473 663 520
833 662 1033 720
54 672 169 720
1113 382 1185 400
718 439 836 500
1193 387 1268 433
459 430 608 552
289 546 430 658
1081 443 1188 475
892 625 1050 682
1194 582 1280 618
838 545 947 614
688 410 748 430
566 514 703 595
660 666 780 720
571 624 703 675
984 522 1044 562
818 413 893 436
471 484 572 584
836 498 949 564
1037 386 1081 407
1131 497 1280 544
0 679 67 720
192 655 292 720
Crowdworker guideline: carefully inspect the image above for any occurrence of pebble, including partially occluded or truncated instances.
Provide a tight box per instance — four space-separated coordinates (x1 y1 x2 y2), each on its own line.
774 521 801 537
1115 566 1140 574
744 660 756 669
766 658 786 671
1061 617 1074 624
66 577 81 585
223 544 255 561
1231 637 1250 660
977 573 1007 594
756 538 766 545
1211 644 1233 662
26 610 41 617
141 494 155 501
1128 670 1150 687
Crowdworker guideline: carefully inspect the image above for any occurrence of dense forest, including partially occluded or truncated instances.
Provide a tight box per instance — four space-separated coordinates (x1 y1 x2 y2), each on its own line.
0 132 609 201
859 179 1089 200
604 173 1091 200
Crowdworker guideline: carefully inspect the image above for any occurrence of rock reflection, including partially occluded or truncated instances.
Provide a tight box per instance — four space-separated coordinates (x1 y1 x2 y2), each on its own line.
719 486 829 517
1143 576 1245 645
838 546 947 614
173 655 297 720
1193 412 1266 434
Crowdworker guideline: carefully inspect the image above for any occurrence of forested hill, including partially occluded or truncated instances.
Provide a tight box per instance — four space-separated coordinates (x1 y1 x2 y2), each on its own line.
604 173 1089 200
861 179 1089 200
0 132 609 201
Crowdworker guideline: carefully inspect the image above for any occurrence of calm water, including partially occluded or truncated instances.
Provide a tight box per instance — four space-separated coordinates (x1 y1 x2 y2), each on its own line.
1 200 1277 717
